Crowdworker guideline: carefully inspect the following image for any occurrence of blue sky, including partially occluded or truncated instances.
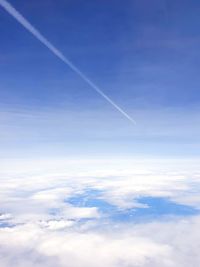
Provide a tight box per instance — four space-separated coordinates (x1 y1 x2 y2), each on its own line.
1 0 200 108
1 0 200 158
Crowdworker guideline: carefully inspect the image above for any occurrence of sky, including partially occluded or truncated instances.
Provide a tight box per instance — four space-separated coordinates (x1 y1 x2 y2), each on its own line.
1 0 200 158
1 1 200 267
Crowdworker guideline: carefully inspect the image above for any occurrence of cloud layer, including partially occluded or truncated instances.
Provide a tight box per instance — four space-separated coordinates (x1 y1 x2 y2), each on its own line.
0 158 200 266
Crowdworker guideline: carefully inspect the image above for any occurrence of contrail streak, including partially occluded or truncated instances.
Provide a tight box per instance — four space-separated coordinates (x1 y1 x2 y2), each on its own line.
0 0 136 124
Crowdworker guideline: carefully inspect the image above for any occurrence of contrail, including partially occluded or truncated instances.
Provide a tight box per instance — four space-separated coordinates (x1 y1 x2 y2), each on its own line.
0 0 136 124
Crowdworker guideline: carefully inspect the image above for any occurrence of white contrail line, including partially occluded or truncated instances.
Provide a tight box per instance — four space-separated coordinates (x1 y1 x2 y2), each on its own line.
0 0 136 125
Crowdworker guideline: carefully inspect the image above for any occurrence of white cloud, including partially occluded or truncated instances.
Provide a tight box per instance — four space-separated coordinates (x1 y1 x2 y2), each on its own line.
0 213 12 221
0 222 171 267
0 158 200 266
0 216 200 267
40 220 75 230
0 158 200 217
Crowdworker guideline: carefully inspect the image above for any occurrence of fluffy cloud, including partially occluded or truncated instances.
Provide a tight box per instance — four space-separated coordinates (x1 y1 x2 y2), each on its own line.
0 158 200 266
0 216 200 267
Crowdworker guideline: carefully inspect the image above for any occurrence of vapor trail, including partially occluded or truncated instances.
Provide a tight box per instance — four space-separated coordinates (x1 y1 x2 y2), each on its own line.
0 0 136 124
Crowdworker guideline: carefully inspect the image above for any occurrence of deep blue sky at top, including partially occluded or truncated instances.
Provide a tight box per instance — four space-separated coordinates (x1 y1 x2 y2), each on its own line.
1 0 200 158
1 0 200 109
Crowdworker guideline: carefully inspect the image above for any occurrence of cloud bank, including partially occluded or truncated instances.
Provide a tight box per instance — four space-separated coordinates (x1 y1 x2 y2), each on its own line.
0 158 200 266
